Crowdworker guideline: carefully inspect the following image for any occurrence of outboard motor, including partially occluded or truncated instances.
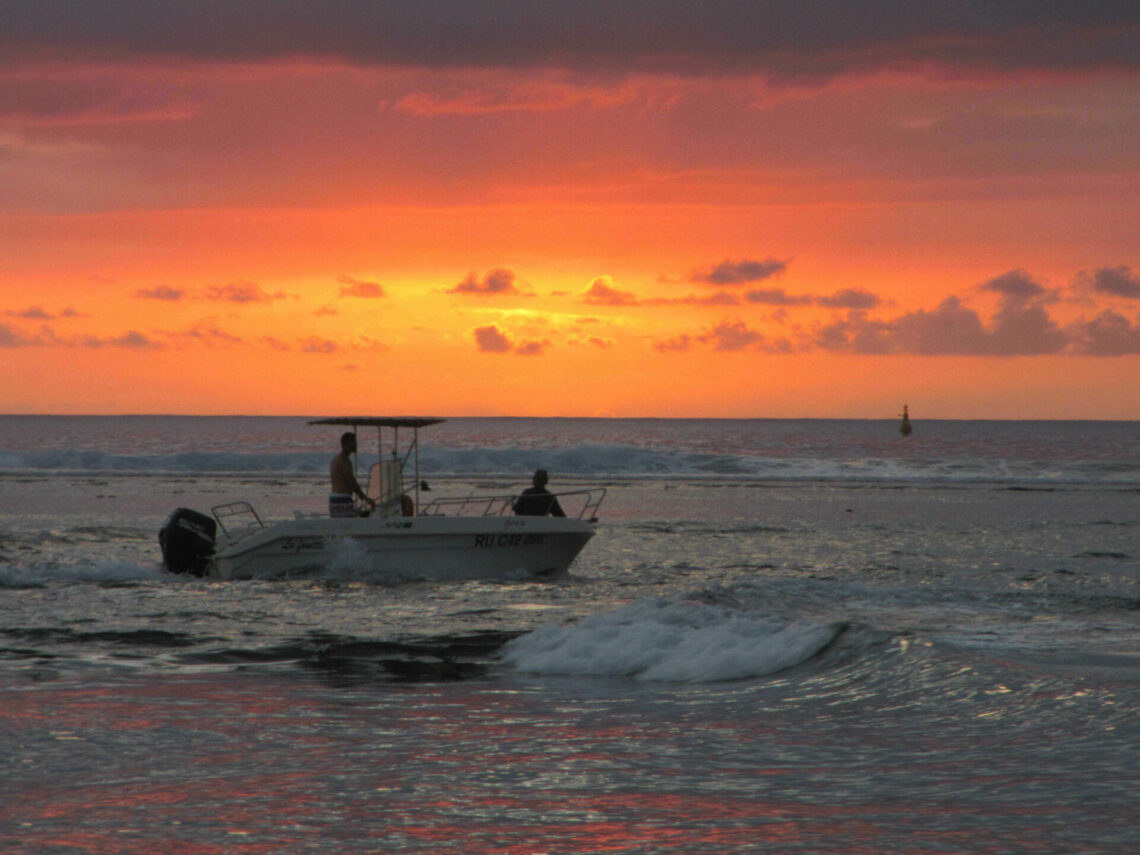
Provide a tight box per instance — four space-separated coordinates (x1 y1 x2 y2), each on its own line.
159 508 217 576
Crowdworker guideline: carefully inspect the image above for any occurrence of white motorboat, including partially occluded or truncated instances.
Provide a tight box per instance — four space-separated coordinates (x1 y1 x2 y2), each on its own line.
159 417 605 581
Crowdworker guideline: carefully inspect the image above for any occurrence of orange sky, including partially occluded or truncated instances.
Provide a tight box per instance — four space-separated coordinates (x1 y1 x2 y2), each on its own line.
2 4 1139 417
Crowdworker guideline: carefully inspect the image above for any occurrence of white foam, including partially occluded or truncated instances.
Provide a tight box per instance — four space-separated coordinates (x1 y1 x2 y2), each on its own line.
4 439 1137 485
0 560 167 588
323 536 375 579
500 596 840 682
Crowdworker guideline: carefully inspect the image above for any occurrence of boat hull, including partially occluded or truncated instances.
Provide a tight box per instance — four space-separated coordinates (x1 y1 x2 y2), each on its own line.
209 514 596 581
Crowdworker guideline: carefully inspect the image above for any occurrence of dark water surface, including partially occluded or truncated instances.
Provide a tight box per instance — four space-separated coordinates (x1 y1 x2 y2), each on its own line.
2 418 1138 853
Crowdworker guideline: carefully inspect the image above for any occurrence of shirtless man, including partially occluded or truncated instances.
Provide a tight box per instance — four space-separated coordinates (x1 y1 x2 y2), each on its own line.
329 432 376 517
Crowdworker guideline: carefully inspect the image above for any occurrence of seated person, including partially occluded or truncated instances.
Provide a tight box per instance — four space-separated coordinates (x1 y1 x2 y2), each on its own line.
329 432 376 517
513 468 566 517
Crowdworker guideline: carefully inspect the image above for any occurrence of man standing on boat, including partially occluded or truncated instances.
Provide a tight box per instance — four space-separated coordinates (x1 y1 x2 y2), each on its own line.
513 468 566 517
329 432 376 516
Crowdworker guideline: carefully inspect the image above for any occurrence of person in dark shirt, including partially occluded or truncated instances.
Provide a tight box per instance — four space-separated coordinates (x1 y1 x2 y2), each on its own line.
513 468 566 517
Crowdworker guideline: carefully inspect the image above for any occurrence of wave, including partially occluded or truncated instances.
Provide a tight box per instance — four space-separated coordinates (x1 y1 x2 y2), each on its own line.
499 593 845 682
0 560 165 589
0 620 517 684
3 443 1137 486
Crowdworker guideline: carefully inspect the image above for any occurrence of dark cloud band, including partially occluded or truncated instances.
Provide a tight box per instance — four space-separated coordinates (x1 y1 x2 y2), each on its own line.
5 2 1137 77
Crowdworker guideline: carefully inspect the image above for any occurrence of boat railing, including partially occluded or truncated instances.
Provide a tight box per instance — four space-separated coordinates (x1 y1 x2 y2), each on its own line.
211 501 265 539
419 487 606 521
573 487 607 522
418 494 515 517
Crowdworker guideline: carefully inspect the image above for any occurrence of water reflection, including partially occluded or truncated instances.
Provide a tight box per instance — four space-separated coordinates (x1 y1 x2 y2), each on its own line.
4 658 1136 854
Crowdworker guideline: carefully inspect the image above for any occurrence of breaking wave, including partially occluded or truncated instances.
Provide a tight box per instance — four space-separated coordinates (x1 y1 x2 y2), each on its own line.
0 560 166 589
3 444 1136 486
499 594 845 682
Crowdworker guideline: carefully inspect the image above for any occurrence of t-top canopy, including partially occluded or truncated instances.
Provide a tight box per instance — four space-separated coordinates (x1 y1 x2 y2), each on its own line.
309 417 447 429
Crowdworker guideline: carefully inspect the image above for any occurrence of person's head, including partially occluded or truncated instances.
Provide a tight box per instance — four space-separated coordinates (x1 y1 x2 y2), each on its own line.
532 468 549 488
340 432 357 454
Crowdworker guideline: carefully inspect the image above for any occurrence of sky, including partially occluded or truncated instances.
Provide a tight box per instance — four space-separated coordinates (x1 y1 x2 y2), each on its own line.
2 1 1139 418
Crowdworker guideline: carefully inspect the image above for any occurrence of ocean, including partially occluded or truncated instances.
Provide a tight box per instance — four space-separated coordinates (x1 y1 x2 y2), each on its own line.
1 416 1138 854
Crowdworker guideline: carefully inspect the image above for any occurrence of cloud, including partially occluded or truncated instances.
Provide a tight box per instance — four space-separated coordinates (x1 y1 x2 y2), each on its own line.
261 336 291 351
71 329 159 349
815 289 881 309
338 275 384 298
654 333 693 353
809 270 1063 356
690 258 788 287
1066 310 1140 356
0 71 200 127
451 269 522 296
5 4 1135 79
813 287 1081 356
5 304 83 320
472 324 548 355
203 281 290 303
0 323 159 349
646 292 741 307
354 335 388 352
78 330 157 348
743 288 810 306
393 80 636 116
170 322 243 346
256 334 385 353
1080 266 1140 299
7 306 55 319
698 319 766 351
979 269 1050 302
134 285 184 300
583 276 638 306
515 339 548 356
474 324 512 353
651 263 1140 357
299 336 338 354
0 323 33 347
655 320 783 353
584 276 743 307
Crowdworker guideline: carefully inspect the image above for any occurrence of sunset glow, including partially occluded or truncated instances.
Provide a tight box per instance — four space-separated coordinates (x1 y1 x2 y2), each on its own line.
2 3 1138 417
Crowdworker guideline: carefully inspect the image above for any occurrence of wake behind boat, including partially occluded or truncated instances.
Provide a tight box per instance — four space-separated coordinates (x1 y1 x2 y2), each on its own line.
159 417 605 581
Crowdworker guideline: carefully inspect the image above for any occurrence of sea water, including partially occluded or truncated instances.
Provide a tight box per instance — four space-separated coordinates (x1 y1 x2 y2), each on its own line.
1 416 1138 853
